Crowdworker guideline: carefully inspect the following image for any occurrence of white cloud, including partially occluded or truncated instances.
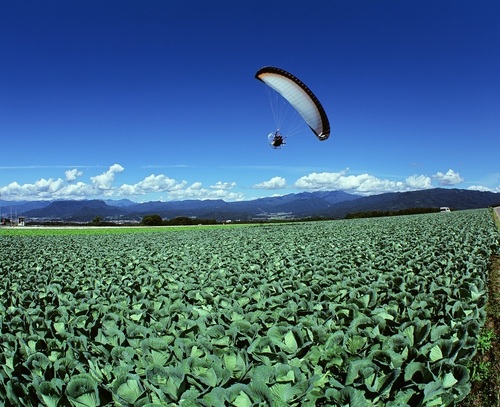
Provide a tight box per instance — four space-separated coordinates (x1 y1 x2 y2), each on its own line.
167 183 244 201
210 181 236 190
294 170 347 190
433 169 464 186
468 185 491 192
405 174 432 189
60 182 93 197
254 176 287 190
468 185 500 193
118 175 244 201
65 168 83 181
0 178 68 199
91 164 124 190
0 165 123 200
35 178 65 194
190 182 203 190
119 174 184 195
294 169 435 195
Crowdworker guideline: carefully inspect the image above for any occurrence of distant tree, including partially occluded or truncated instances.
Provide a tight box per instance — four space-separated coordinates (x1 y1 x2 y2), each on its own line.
165 216 192 225
142 214 164 226
345 207 440 219
92 216 103 225
164 217 217 225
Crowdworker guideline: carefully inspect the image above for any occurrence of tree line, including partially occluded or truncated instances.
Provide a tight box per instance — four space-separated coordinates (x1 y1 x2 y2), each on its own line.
345 207 441 219
141 215 217 226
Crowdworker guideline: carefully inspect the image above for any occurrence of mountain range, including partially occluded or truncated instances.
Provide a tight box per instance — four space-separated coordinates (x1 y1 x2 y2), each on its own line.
2 188 499 223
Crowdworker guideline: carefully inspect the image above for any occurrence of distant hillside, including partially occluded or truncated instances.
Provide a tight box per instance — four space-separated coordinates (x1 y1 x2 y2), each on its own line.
11 188 500 223
0 200 51 214
320 188 500 219
22 200 129 222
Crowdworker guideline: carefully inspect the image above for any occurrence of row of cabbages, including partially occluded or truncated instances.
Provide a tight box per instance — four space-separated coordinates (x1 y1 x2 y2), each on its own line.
1 209 498 406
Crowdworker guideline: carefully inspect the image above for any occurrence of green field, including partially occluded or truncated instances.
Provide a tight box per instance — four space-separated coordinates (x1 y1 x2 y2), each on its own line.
1 209 499 406
0 224 246 237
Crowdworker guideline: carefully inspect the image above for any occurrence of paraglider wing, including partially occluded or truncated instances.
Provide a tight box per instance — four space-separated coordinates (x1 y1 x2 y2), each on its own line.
255 66 330 141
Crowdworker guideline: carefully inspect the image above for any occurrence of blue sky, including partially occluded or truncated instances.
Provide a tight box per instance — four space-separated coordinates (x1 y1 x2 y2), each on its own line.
1 0 499 203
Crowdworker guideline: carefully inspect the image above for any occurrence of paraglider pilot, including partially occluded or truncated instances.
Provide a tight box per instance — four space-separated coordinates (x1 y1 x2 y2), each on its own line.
270 130 285 148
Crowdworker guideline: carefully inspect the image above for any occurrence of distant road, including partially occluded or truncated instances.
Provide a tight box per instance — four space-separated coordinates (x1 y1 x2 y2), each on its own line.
495 206 500 220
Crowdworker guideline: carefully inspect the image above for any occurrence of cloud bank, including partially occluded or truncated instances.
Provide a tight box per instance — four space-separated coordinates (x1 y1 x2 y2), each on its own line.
293 169 434 195
253 177 287 190
0 164 497 202
0 164 245 202
433 169 464 186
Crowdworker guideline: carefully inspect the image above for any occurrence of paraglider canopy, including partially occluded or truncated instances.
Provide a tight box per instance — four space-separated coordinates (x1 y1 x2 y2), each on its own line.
255 66 330 141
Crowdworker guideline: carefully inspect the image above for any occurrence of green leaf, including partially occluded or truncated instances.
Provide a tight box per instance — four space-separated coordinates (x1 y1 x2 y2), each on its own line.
429 344 443 362
385 389 417 406
161 366 187 402
270 383 301 403
402 324 415 346
249 381 272 404
103 327 126 346
248 336 275 362
38 379 64 407
151 349 170 366
110 346 135 364
284 331 298 354
252 365 274 384
232 390 252 407
223 353 237 371
141 336 172 351
129 312 142 322
430 324 451 341
329 386 369 407
112 374 144 404
41 393 62 407
275 364 296 383
141 337 173 366
442 371 458 388
375 311 395 321
202 387 227 406
469 284 484 300
345 334 367 354
193 366 218 388
345 359 376 386
376 368 401 396
223 352 247 379
146 366 169 386
190 345 204 358
53 321 66 334
422 381 447 405
25 352 51 376
66 374 99 407
404 361 427 383
69 393 100 407
231 311 245 321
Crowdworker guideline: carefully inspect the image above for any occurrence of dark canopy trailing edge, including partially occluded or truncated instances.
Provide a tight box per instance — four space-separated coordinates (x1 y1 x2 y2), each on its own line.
255 66 330 141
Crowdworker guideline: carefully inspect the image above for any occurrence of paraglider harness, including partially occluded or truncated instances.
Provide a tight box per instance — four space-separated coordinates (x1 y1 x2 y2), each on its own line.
270 130 285 148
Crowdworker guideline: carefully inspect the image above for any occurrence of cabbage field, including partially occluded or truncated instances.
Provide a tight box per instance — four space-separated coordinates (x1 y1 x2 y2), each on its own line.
1 209 499 406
